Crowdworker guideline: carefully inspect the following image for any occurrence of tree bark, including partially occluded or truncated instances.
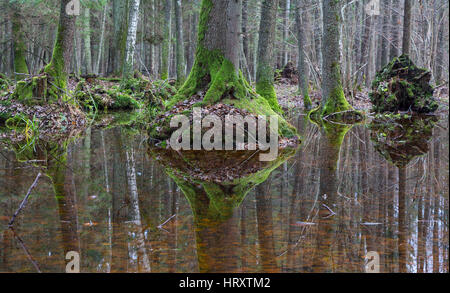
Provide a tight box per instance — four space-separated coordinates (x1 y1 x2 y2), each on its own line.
282 0 291 66
380 0 390 67
161 0 172 80
11 3 28 80
173 0 186 84
296 0 312 109
112 0 129 76
95 2 108 75
402 0 413 55
389 0 401 59
318 0 352 116
44 0 77 98
256 0 282 113
123 0 140 79
83 6 93 75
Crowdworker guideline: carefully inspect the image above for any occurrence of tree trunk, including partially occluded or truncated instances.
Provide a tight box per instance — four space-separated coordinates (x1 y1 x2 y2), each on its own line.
159 0 297 142
318 0 352 116
161 0 172 80
11 3 29 80
123 0 140 79
389 0 401 59
172 0 244 101
95 2 108 75
44 0 77 99
434 7 446 83
173 0 186 84
314 0 323 71
256 0 282 113
83 6 93 75
242 0 249 63
282 0 291 66
296 0 312 109
380 0 390 67
402 0 413 55
112 0 129 76
358 0 372 85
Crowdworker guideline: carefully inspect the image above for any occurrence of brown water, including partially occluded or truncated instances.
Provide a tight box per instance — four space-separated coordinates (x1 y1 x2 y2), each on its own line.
0 114 448 273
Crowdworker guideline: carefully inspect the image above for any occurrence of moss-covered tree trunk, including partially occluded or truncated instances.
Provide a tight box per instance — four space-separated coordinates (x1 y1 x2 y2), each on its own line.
43 0 76 101
255 0 282 113
160 0 297 141
317 0 352 117
12 4 29 81
171 0 243 102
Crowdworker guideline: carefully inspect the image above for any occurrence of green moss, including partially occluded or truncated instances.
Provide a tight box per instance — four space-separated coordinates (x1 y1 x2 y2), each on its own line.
370 55 438 113
302 92 313 110
308 113 353 147
13 80 34 103
110 92 141 109
256 81 283 114
321 86 353 117
43 21 70 102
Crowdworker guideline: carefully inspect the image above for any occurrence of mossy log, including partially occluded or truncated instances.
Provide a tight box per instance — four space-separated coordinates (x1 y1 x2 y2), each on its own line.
370 55 438 113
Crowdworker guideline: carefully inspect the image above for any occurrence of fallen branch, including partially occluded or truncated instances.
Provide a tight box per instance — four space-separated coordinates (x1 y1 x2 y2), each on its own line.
8 172 42 227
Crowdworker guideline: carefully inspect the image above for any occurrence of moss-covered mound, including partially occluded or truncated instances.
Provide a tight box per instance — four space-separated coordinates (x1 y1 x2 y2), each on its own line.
149 95 300 149
72 76 176 113
74 78 140 111
370 55 438 113
369 114 438 168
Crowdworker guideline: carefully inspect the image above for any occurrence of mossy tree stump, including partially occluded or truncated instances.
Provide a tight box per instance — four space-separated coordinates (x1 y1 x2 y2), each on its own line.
11 0 76 105
370 55 438 113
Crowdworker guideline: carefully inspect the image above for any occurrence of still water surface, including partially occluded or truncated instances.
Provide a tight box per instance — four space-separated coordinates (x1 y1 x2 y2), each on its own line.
0 113 448 273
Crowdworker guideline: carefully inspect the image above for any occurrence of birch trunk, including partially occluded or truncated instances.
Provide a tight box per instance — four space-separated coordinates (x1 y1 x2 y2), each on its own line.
123 0 141 79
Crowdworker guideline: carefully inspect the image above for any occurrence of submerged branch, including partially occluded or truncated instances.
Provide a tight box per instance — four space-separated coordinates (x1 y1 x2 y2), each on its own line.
8 172 42 227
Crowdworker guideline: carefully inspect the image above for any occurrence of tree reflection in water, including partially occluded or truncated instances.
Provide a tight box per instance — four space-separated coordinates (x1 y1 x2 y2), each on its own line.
0 113 447 273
